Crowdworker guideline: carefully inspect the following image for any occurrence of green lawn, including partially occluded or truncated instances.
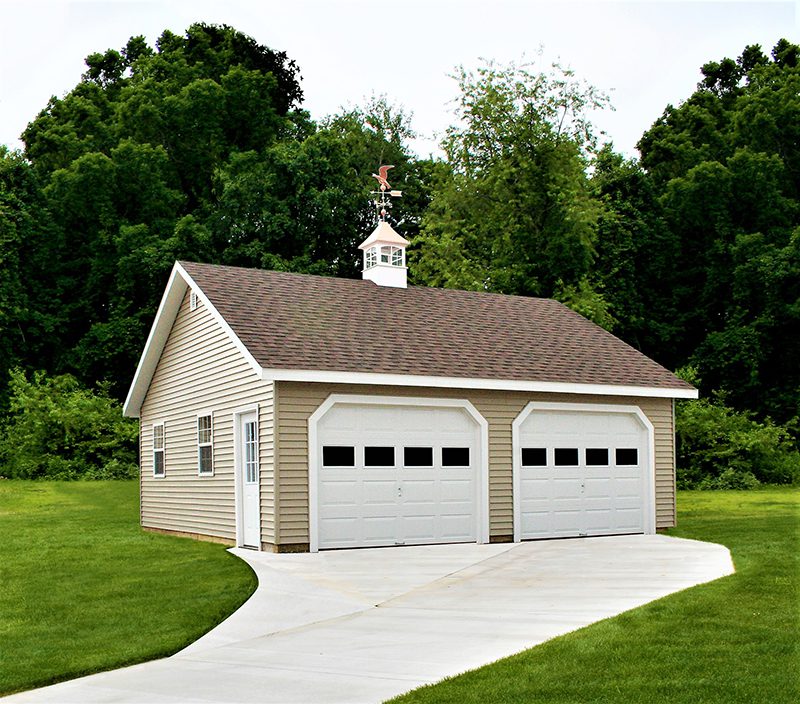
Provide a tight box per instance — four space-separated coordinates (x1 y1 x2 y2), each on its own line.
0 480 256 696
389 487 800 704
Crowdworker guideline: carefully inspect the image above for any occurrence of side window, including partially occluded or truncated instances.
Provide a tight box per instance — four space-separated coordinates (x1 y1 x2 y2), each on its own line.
586 448 609 466
554 448 579 466
322 446 355 467
442 447 470 466
198 414 213 475
364 446 395 467
404 447 433 467
616 448 639 466
521 448 547 466
153 423 165 477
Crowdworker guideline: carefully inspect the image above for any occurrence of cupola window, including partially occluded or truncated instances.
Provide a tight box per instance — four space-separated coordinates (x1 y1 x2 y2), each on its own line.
365 247 377 269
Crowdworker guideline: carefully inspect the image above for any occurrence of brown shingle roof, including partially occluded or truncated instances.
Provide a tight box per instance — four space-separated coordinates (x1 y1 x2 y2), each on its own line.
180 261 693 392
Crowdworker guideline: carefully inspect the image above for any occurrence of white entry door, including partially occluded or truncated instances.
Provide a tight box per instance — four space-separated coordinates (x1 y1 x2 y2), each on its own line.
314 402 482 550
515 404 651 540
238 411 260 548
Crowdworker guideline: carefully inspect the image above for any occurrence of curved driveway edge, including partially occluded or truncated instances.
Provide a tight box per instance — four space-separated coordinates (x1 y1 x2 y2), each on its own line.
5 535 734 704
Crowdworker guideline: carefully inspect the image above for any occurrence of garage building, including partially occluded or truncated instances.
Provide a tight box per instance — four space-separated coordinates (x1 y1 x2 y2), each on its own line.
123 221 696 552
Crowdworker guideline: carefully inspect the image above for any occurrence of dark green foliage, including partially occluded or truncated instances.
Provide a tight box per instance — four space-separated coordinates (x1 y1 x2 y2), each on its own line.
2 26 800 490
412 61 611 320
676 396 800 488
0 370 138 479
595 40 800 427
9 25 422 400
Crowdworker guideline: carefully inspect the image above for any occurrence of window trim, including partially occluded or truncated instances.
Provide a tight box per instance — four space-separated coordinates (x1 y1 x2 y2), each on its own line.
152 422 165 478
442 446 470 467
521 447 547 467
403 446 434 468
322 445 356 468
585 447 610 466
197 411 214 476
364 445 396 468
615 447 639 466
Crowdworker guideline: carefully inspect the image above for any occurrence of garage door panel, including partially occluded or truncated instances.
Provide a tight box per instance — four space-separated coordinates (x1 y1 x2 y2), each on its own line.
402 515 436 541
319 480 360 506
317 402 481 549
440 478 473 502
552 478 583 498
440 514 475 540
362 480 397 505
361 515 400 542
320 517 361 546
517 407 649 540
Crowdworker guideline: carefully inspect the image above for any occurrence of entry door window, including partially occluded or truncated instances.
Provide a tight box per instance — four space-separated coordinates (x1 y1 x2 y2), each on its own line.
244 420 258 483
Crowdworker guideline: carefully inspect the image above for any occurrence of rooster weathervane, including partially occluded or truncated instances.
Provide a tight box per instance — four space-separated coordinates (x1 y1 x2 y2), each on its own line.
371 164 402 222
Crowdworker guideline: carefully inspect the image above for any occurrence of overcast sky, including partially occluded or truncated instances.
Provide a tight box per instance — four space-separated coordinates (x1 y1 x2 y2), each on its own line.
0 0 796 158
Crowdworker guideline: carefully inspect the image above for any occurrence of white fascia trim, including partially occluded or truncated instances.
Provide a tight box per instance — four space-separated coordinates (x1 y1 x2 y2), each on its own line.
122 262 263 418
123 266 186 418
263 368 698 400
511 401 657 542
307 394 490 553
175 263 263 378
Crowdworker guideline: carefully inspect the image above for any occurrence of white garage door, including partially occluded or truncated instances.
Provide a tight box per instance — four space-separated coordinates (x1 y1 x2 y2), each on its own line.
314 402 481 550
515 404 652 540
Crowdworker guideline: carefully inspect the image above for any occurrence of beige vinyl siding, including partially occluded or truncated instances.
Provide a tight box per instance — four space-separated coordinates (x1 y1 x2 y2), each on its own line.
139 290 275 545
275 382 677 546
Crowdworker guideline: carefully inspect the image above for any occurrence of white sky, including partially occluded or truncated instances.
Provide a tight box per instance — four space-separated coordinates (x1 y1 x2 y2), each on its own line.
0 0 796 158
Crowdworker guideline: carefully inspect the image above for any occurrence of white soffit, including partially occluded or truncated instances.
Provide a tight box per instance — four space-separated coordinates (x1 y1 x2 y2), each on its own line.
261 368 699 400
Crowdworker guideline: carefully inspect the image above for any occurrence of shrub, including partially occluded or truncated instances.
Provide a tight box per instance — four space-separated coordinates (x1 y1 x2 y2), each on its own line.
676 396 800 489
696 468 761 490
0 370 138 479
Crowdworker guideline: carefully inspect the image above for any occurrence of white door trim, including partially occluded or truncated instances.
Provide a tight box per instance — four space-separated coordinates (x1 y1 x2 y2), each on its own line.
308 394 490 553
233 405 261 550
511 401 656 542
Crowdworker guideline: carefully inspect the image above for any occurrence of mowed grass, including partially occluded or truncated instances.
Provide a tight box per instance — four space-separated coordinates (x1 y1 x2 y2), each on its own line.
389 487 800 704
0 480 256 696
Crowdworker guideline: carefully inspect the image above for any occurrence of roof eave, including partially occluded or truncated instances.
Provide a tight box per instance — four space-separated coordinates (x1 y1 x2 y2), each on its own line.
260 367 699 399
123 264 187 418
123 261 263 418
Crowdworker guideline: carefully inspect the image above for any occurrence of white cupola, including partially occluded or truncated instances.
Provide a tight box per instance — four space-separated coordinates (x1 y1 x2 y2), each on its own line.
358 220 409 289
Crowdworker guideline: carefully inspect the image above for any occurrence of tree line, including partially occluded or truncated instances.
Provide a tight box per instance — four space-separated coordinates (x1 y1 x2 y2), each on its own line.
0 24 798 486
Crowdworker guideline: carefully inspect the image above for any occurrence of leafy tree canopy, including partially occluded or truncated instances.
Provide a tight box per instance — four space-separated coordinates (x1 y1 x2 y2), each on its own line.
595 40 800 424
411 60 612 326
8 26 423 399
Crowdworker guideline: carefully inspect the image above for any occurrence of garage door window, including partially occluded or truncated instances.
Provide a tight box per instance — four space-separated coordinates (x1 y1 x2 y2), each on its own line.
586 448 609 466
322 446 355 467
404 447 433 467
442 447 470 466
365 446 395 467
616 448 639 465
521 447 547 466
554 448 579 466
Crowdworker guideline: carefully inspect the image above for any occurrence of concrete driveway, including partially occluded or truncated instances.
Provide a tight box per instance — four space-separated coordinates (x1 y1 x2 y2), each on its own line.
6 535 733 704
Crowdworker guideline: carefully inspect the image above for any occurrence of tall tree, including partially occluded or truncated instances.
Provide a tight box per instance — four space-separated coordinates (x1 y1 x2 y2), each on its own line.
411 60 610 320
631 40 800 423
